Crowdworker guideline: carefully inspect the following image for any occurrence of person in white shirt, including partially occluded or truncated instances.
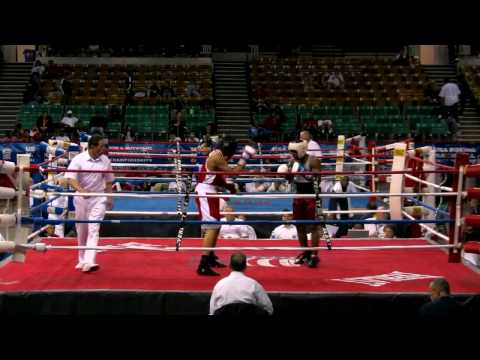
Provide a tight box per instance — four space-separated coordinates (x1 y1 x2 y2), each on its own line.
209 252 273 315
61 110 80 140
439 78 461 120
327 71 344 89
300 130 322 158
270 211 298 240
364 207 388 238
64 135 114 273
219 206 256 239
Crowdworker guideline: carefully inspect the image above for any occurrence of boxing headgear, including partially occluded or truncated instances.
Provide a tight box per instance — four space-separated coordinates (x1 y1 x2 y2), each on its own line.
288 141 308 158
215 136 238 158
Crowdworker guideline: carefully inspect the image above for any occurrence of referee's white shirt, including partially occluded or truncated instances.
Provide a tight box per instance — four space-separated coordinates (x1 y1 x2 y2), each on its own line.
209 271 273 315
64 151 114 192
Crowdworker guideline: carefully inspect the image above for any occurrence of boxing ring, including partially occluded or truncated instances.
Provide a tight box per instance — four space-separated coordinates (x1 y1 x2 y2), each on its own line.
0 136 480 317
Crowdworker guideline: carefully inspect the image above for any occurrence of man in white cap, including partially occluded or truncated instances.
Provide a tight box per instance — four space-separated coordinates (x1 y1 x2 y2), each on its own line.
286 140 322 267
61 110 79 140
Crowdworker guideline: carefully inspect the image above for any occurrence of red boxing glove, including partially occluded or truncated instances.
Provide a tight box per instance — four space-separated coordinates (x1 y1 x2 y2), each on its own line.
225 183 237 194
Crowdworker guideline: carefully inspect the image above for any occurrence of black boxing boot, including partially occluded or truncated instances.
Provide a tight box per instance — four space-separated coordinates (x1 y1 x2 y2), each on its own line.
208 251 227 268
307 252 320 268
197 255 220 276
294 250 312 265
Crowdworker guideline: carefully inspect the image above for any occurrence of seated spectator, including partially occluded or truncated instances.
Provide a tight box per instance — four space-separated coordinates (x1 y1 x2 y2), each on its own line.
364 207 389 237
209 252 273 316
89 111 108 135
383 224 397 239
403 206 425 238
418 277 465 322
36 111 54 139
161 82 176 98
148 82 161 98
237 215 257 239
219 206 254 239
121 126 135 142
270 211 298 240
245 175 271 193
186 81 201 97
186 132 200 143
327 71 344 89
60 110 79 140
317 119 334 139
19 129 31 142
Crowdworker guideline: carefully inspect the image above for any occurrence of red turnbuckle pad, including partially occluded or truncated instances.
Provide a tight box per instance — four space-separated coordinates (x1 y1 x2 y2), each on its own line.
464 215 480 227
466 188 480 200
465 164 480 177
464 242 480 254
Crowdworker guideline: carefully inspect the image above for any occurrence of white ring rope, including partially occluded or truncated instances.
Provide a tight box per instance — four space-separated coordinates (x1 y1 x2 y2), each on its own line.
402 211 449 242
42 191 462 199
105 209 391 216
21 243 457 253
30 173 65 190
404 174 453 192
345 155 372 165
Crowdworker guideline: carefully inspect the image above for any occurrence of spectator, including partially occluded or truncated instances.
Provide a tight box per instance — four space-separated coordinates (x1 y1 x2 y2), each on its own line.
236 215 257 240
89 111 108 135
418 277 465 322
364 207 388 237
61 110 79 140
329 176 358 238
148 81 161 98
270 211 298 240
219 206 255 239
327 71 344 90
244 175 271 193
172 110 186 141
439 78 461 120
186 81 200 97
382 224 397 238
300 130 322 157
31 60 45 80
36 111 54 139
424 82 439 106
121 125 135 142
125 71 134 92
60 75 73 105
209 252 273 316
161 82 176 98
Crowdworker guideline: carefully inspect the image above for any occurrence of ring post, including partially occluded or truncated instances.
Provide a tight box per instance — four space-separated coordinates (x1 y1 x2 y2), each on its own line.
389 143 407 220
448 152 470 263
13 153 31 263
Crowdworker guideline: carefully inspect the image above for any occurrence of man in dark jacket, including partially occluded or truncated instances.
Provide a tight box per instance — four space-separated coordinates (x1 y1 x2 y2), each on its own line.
418 277 465 322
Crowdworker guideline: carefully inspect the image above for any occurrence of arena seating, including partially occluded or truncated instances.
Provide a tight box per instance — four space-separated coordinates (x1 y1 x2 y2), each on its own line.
463 65 480 104
40 63 213 106
251 57 449 140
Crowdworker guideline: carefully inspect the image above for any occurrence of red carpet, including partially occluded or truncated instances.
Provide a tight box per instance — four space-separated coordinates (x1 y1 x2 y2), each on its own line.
1 238 479 294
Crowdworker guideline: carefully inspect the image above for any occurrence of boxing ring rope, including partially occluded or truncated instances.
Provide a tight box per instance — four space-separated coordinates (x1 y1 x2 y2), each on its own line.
1 137 475 266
